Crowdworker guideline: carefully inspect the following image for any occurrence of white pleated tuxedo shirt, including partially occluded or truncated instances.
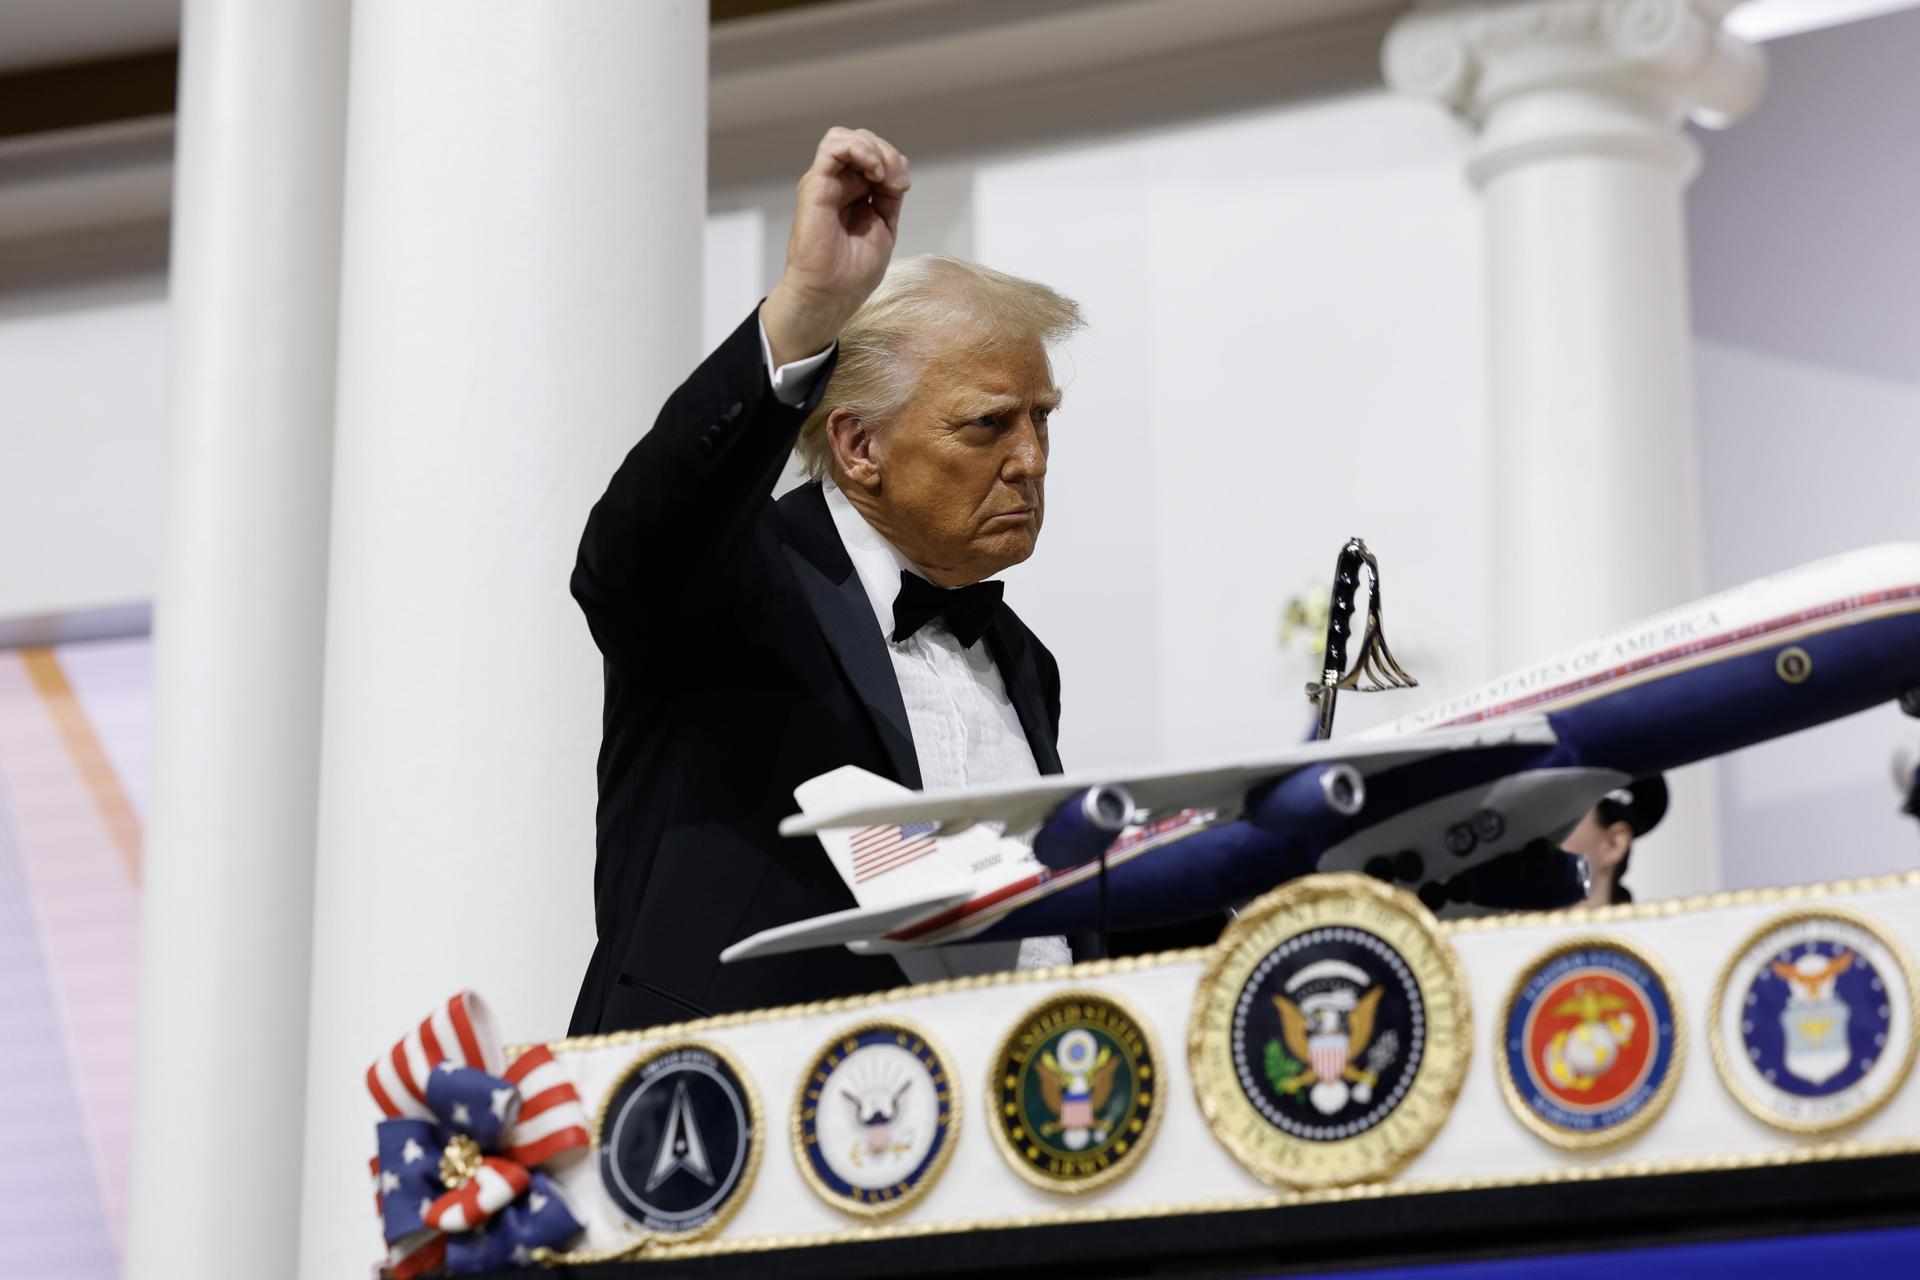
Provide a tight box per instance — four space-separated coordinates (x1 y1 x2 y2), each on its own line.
763 322 1071 977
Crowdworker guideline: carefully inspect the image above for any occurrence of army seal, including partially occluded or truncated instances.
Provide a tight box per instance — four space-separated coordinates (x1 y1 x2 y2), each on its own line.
596 1039 762 1243
1497 936 1685 1150
1710 906 1918 1134
1190 873 1469 1189
987 989 1163 1193
792 1019 960 1218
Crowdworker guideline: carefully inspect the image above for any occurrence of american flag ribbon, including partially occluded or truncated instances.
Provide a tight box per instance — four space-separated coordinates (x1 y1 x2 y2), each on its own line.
365 993 590 1165
850 820 940 883
366 992 591 1274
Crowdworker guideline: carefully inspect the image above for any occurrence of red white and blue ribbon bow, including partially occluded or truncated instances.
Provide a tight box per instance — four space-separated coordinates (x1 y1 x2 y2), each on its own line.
367 992 591 1276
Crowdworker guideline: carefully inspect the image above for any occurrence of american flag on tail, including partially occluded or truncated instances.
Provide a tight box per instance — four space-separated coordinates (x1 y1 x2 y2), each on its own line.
851 820 940 884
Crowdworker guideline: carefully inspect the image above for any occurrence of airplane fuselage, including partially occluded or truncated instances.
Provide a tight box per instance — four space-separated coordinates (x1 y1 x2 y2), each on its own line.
886 545 1920 948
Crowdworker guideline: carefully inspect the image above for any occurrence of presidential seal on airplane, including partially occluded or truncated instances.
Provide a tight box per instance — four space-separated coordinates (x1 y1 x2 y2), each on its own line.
1497 936 1684 1150
595 1041 762 1242
1710 906 1919 1134
987 990 1163 1192
792 1019 959 1217
1190 874 1468 1188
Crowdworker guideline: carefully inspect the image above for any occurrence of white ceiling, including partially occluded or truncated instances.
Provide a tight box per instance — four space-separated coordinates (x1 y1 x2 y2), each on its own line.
1729 0 1920 41
2 0 1918 81
0 0 179 74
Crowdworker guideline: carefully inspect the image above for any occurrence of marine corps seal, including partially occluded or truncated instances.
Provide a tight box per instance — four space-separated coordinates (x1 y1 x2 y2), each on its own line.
1190 874 1469 1188
987 989 1163 1193
1711 906 1918 1134
596 1039 761 1242
1497 936 1684 1150
792 1019 959 1217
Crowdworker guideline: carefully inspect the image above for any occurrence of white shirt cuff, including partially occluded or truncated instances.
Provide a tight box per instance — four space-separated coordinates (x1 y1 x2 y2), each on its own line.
758 313 835 409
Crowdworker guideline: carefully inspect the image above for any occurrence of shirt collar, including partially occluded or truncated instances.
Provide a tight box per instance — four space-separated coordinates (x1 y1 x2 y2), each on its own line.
822 478 922 642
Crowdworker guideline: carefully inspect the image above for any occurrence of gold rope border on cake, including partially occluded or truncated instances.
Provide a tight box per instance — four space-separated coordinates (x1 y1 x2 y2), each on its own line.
521 869 1920 1263
535 950 1212 1056
600 1133 1920 1264
528 870 1920 1061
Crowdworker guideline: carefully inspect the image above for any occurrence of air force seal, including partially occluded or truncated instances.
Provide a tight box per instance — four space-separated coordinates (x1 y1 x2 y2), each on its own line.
793 1019 959 1217
596 1040 761 1241
988 990 1163 1193
1190 874 1468 1188
1711 907 1918 1134
1498 937 1683 1149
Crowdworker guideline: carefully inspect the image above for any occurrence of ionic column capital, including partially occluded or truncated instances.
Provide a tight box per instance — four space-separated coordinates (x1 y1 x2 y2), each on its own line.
1384 0 1766 184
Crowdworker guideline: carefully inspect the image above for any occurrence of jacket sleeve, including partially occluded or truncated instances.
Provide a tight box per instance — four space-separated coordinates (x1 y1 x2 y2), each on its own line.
571 304 837 665
1040 642 1063 751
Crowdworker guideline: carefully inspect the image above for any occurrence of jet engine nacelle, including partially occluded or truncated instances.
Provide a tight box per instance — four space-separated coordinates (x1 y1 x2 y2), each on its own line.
1246 763 1365 837
1032 785 1135 870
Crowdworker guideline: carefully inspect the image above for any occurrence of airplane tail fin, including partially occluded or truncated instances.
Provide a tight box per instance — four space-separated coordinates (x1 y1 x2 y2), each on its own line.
795 765 995 909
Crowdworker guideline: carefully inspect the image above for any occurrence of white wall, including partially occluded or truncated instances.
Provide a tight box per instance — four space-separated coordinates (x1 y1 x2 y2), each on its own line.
1693 340 1920 887
716 92 1487 773
0 276 167 619
1689 6 1920 889
4 9 1917 903
974 95 1489 771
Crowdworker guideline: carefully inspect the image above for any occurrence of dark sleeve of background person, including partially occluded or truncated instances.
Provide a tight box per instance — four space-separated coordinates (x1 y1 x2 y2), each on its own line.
571 305 837 672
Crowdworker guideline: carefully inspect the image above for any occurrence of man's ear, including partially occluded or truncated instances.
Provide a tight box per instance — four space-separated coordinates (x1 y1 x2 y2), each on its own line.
826 407 881 490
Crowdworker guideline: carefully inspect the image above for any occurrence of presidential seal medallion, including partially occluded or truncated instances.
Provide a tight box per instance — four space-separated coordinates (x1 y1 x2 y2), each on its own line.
987 989 1163 1193
596 1039 761 1242
1190 873 1468 1188
1710 906 1918 1134
793 1019 959 1218
1497 936 1684 1150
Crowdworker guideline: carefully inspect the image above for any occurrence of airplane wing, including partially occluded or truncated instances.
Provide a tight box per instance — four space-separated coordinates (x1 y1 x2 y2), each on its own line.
718 887 972 963
779 716 1557 837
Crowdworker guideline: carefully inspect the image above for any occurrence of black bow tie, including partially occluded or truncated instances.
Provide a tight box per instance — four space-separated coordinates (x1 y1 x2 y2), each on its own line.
891 571 1004 647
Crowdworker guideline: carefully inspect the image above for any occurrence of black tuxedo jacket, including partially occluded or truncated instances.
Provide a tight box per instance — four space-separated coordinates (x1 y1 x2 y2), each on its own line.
568 306 1064 1034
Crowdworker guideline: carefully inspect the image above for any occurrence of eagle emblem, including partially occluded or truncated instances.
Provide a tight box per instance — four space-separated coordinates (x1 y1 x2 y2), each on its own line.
1036 1029 1123 1150
1499 939 1681 1148
1770 949 1857 1086
840 1072 914 1167
1540 988 1638 1092
988 992 1164 1191
793 1021 958 1216
1267 959 1400 1115
1712 911 1917 1136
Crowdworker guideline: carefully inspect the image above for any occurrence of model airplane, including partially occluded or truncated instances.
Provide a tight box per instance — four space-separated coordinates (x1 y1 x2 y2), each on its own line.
721 543 1920 962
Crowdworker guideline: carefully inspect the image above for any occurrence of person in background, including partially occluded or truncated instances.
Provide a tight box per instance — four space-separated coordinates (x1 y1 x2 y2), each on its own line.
1561 774 1668 907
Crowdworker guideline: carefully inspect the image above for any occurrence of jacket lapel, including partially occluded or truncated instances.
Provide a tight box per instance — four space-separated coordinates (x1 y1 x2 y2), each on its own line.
987 613 1063 777
780 485 923 791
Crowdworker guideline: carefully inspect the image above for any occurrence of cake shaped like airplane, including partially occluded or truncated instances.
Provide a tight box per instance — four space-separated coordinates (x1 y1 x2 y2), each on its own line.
723 542 1920 960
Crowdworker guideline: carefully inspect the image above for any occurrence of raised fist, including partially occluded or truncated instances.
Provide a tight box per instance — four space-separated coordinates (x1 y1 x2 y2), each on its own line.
761 127 911 368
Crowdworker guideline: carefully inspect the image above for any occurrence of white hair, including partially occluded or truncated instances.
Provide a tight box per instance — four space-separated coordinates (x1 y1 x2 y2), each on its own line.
792 254 1084 483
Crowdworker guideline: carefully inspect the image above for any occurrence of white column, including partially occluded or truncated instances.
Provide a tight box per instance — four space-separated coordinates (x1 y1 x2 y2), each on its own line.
1385 0 1763 664
1384 0 1765 900
296 5 708 1278
127 4 348 1280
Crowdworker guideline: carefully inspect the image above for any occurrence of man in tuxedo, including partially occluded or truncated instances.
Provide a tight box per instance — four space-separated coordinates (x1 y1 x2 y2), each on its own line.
569 127 1087 1033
